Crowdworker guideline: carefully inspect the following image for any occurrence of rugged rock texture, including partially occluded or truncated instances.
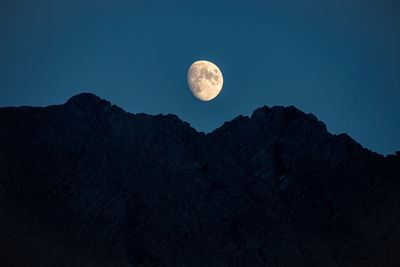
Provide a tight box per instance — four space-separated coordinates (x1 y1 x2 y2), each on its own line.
0 93 399 266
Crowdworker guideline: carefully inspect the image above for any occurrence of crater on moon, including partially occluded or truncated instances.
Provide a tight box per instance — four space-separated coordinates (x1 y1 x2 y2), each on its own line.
187 60 223 101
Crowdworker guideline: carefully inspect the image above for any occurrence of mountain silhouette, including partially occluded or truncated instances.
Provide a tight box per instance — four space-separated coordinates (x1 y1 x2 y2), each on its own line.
0 93 399 266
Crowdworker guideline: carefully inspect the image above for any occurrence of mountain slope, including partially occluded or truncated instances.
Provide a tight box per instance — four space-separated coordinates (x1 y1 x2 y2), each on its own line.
0 93 399 266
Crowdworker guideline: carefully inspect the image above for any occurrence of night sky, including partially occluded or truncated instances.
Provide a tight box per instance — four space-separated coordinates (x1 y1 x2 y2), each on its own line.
1 0 399 155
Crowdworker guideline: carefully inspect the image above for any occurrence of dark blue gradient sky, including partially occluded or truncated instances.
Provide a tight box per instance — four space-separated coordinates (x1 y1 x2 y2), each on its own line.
1 0 399 155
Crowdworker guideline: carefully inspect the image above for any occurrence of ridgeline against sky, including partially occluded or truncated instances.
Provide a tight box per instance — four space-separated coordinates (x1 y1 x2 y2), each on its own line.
0 93 399 266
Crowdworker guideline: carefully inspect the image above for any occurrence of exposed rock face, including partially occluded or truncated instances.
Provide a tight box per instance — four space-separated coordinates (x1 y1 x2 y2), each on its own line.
0 93 399 266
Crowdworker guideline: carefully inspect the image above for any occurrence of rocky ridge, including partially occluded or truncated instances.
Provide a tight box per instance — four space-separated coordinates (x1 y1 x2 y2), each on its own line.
0 93 399 266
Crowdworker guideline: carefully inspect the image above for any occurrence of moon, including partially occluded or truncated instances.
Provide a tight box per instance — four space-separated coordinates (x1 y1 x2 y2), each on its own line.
187 60 223 101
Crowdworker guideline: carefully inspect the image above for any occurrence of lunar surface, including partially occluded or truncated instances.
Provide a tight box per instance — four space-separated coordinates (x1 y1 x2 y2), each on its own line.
187 60 223 101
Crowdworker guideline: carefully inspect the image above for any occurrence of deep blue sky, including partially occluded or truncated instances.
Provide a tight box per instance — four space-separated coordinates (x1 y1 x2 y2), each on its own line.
1 0 399 155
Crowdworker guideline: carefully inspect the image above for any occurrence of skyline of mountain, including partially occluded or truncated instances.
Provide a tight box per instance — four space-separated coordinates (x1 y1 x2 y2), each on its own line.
0 93 399 266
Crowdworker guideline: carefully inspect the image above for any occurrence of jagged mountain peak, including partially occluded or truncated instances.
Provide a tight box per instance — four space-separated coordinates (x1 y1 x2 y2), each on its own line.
250 105 327 131
66 92 110 108
212 104 327 138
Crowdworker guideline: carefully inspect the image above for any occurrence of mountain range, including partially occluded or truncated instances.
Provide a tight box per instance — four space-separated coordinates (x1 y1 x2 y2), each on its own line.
0 93 399 266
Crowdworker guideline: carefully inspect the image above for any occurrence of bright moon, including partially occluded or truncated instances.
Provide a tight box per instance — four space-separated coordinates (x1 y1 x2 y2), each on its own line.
187 60 223 101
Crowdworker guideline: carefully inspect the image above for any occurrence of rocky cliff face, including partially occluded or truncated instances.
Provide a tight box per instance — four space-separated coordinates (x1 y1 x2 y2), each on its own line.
0 93 399 266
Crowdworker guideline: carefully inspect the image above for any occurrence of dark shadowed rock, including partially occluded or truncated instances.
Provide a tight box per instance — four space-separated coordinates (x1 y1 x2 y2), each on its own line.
0 93 399 266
